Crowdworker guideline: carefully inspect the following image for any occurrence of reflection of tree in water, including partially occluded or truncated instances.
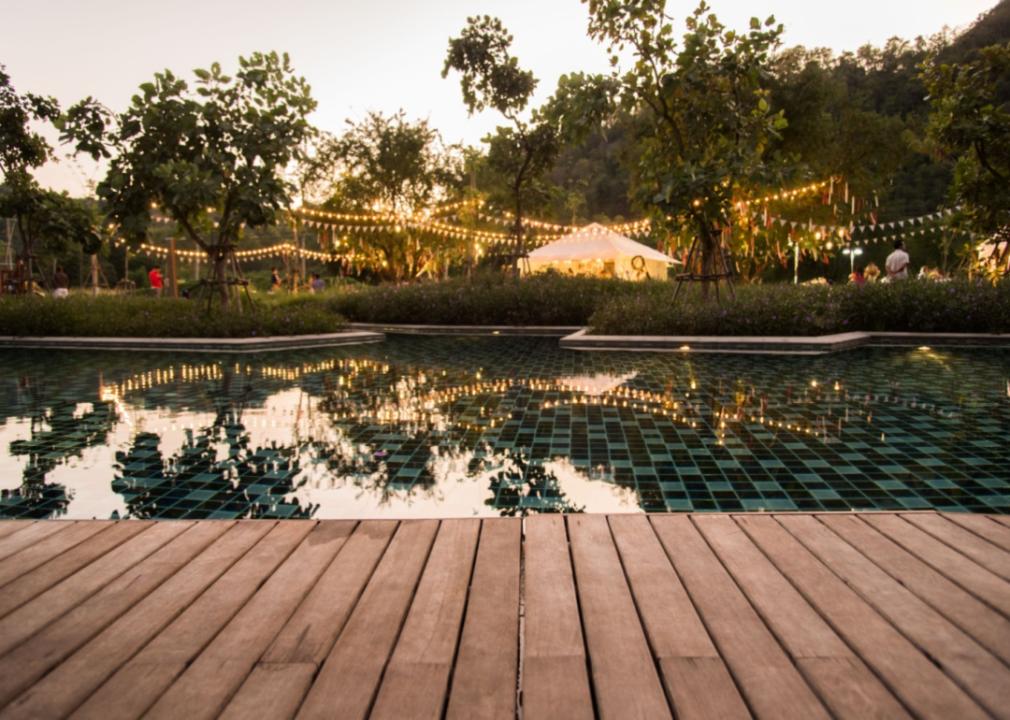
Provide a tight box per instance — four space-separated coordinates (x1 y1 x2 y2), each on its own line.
317 362 585 516
2 376 116 519
479 450 583 517
113 372 316 520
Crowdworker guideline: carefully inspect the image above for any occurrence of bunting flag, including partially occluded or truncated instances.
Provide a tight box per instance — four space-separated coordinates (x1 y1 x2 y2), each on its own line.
762 206 962 239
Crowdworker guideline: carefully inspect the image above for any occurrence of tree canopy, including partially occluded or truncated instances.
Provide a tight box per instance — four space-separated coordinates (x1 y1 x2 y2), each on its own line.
0 65 101 288
324 110 461 279
444 16 561 267
60 51 317 304
925 41 1010 271
582 0 787 289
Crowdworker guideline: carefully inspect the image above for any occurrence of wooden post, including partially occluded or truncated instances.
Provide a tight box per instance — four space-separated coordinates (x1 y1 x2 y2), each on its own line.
295 223 306 282
169 237 179 298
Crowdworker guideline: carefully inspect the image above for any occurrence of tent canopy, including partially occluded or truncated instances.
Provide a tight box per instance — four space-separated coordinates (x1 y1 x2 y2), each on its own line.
529 223 677 263
525 223 677 280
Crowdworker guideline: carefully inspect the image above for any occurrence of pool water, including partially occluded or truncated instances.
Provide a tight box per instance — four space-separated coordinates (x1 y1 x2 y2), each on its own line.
0 337 1007 519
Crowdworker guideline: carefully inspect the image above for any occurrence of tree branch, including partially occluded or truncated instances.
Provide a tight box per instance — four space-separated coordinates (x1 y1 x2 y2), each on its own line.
172 211 210 254
974 140 1008 183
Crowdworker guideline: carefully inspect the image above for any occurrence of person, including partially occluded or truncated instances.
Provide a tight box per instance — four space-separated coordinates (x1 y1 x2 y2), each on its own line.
52 266 70 298
148 265 164 297
269 267 282 293
310 273 325 293
864 261 881 282
850 265 866 286
885 240 910 280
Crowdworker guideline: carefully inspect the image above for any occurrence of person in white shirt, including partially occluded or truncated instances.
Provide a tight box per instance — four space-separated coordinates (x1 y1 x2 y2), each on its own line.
885 240 910 280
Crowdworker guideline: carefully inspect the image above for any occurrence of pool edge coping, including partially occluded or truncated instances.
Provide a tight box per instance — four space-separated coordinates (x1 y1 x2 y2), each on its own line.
560 329 1010 354
349 322 581 336
0 330 385 353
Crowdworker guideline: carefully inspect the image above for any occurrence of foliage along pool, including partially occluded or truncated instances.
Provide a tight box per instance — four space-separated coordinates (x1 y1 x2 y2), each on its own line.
0 337 1007 519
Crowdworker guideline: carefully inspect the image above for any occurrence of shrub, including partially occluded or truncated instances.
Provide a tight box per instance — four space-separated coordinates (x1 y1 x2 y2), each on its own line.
588 279 1010 335
326 272 644 325
0 294 346 338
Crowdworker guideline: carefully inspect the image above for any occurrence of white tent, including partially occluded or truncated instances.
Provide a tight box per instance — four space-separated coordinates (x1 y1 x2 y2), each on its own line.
525 223 678 280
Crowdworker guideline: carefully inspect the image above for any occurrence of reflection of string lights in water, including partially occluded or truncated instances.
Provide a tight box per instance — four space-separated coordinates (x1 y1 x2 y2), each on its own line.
94 356 961 447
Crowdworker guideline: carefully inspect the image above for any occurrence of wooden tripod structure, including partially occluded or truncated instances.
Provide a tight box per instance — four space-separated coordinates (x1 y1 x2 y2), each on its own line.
672 227 739 304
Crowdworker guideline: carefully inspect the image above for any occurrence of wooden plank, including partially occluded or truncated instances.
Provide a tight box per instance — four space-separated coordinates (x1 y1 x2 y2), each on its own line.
695 515 908 720
863 514 1010 617
993 515 1010 528
71 520 312 720
370 519 480 720
737 514 988 720
0 521 230 709
651 515 828 720
903 513 1010 580
2 521 272 720
779 514 1010 717
518 515 594 720
222 521 397 720
296 519 439 720
218 664 315 720
444 519 522 720
566 514 671 720
0 521 71 562
0 522 149 619
0 521 112 590
0 522 32 540
0 521 190 658
144 521 355 720
822 514 1010 666
609 514 748 720
261 520 397 665
943 513 1010 553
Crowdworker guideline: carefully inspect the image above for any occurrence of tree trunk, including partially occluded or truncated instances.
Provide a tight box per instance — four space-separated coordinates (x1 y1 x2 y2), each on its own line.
512 194 523 278
91 254 99 296
212 250 229 309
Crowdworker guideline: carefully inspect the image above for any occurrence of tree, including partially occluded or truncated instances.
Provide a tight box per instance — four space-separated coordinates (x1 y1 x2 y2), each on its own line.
443 16 560 270
924 43 1010 272
537 72 625 222
0 187 102 263
60 52 317 306
0 65 94 289
293 131 343 206
583 0 787 296
326 111 460 280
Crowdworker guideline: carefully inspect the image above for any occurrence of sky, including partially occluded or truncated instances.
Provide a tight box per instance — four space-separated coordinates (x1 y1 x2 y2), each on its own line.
3 0 997 194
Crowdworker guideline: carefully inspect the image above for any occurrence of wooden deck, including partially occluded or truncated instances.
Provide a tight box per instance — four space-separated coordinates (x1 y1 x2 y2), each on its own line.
0 512 1007 719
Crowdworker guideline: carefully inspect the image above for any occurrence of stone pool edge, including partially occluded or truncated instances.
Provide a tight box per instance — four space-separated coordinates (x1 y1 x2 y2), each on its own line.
349 322 581 336
0 330 385 353
560 329 1010 354
353 323 1009 355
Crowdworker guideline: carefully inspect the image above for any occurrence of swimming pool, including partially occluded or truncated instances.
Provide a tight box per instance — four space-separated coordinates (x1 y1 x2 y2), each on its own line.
0 337 1007 519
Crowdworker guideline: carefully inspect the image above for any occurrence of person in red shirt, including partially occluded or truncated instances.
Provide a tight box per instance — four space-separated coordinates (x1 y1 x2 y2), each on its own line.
148 265 164 297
